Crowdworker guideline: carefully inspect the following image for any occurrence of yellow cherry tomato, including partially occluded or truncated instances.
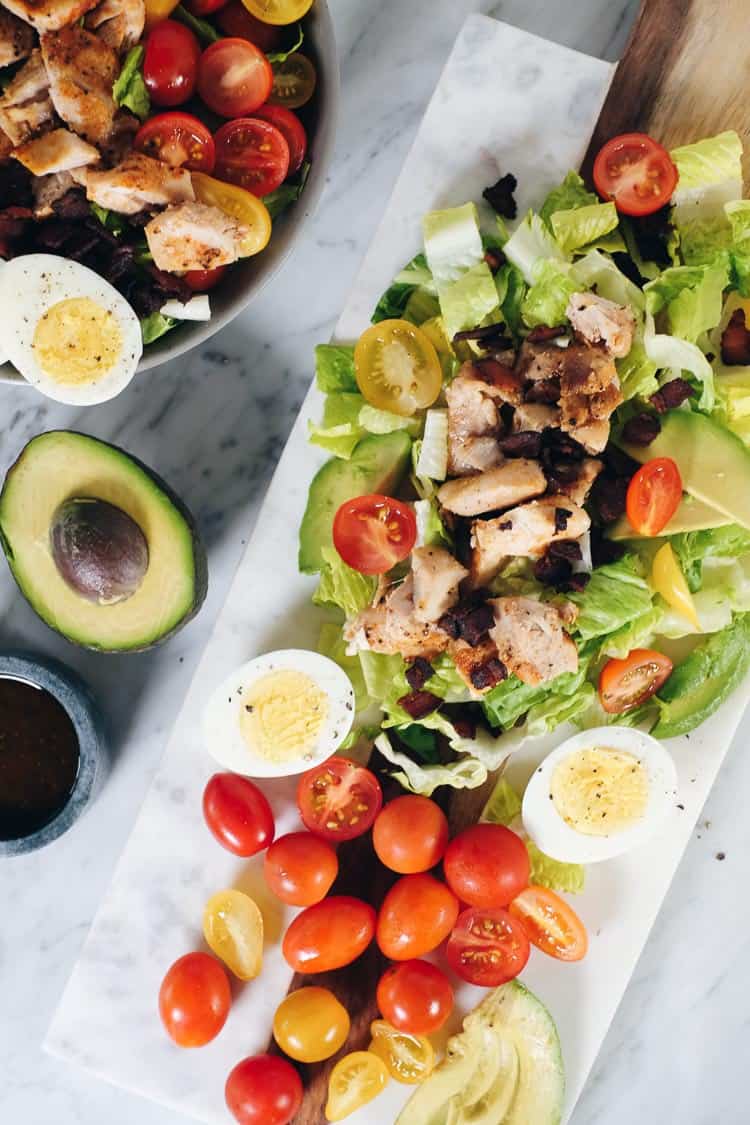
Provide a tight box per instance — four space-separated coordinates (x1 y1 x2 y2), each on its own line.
268 53 317 109
369 1019 435 1085
240 0 313 25
202 889 263 981
273 987 350 1064
144 0 180 27
325 1051 389 1122
192 172 272 258
354 319 443 417
651 542 700 628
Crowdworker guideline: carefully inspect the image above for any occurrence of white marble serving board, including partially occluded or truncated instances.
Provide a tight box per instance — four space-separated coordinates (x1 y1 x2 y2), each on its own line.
45 14 750 1125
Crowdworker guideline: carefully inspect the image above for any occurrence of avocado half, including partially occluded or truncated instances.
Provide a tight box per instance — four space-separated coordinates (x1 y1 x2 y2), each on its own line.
0 431 208 652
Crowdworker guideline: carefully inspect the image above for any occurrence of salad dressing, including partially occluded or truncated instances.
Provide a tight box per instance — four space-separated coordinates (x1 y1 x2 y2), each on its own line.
550 746 649 837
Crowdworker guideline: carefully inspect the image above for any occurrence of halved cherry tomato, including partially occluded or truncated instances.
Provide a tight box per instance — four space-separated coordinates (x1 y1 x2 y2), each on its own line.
598 648 673 714
217 0 283 49
651 541 699 627
446 907 530 987
264 830 338 906
185 0 228 15
214 118 290 197
252 104 307 174
159 952 231 1047
325 1052 388 1123
192 171 272 256
203 889 264 980
143 21 201 107
376 959 454 1035
202 772 275 857
377 874 459 961
185 265 228 291
373 795 449 875
225 1054 302 1125
443 823 530 909
369 1020 435 1085
297 756 383 841
626 457 683 536
283 896 376 973
241 0 312 26
593 132 678 217
135 112 215 172
144 0 180 29
509 885 588 962
354 319 442 416
268 52 316 109
272 987 350 1063
197 38 273 118
333 494 416 576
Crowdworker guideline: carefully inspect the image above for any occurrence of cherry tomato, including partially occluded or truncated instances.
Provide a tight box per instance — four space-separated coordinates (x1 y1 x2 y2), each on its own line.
651 542 699 628
252 104 306 174
626 457 683 536
197 38 273 118
272 987 350 1063
372 795 449 875
158 952 231 1047
297 756 383 842
269 52 316 109
282 896 376 973
355 319 442 417
264 830 338 906
369 1020 435 1085
593 132 678 217
377 874 459 961
134 112 215 172
144 0 180 29
598 648 673 714
325 1051 388 1123
214 118 290 197
217 0 283 49
240 0 313 25
203 889 263 980
443 823 530 909
333 494 417 576
446 907 530 987
143 21 201 108
203 772 275 856
185 0 228 15
185 265 228 291
225 1055 302 1125
376 959 453 1035
192 171 272 256
509 885 588 962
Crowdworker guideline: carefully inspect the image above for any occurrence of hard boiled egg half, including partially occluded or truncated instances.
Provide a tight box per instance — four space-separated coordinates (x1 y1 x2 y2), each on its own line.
203 649 356 778
0 254 142 404
522 725 678 863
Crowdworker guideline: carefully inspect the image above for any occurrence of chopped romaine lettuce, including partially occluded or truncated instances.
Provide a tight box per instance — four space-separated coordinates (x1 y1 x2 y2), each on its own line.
372 253 437 324
644 262 728 343
599 606 663 659
671 131 743 218
570 249 645 310
308 392 366 458
315 344 357 393
568 553 654 641
113 45 150 121
313 546 376 618
423 202 501 336
550 201 619 254
498 261 527 335
643 311 715 411
540 171 598 229
504 210 565 284
414 498 453 549
140 312 176 345
670 523 750 591
521 260 577 329
375 732 487 796
415 409 448 481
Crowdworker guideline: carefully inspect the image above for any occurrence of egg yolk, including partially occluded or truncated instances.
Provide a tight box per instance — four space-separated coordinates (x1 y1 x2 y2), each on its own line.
239 669 328 763
32 297 122 385
550 746 649 836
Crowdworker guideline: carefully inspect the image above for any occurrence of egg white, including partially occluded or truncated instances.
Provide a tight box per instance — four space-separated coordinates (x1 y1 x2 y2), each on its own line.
522 725 679 864
0 254 143 405
203 649 356 779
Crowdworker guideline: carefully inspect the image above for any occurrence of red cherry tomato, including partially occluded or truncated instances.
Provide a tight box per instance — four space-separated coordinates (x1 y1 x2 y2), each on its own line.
214 117 290 197
509 885 588 962
225 1054 303 1125
297 756 382 842
252 104 307 175
216 0 283 50
333 494 417 576
185 0 228 15
159 952 231 1047
134 112 215 172
197 38 273 118
598 648 674 714
443 823 530 909
376 874 459 961
376 959 454 1035
446 907 530 987
143 20 201 108
372 795 449 875
264 831 339 906
202 772 275 857
593 132 678 217
282 896 376 973
185 264 228 291
625 457 683 536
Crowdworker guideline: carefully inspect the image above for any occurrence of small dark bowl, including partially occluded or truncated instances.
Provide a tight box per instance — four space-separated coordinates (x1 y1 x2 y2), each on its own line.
0 652 108 857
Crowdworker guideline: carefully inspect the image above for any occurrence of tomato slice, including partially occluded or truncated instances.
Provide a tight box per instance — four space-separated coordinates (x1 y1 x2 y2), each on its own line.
297 756 383 841
252 104 306 175
325 1052 388 1123
268 52 316 109
192 171 272 256
197 38 273 118
509 885 588 962
143 20 201 108
369 1020 435 1085
214 118 290 197
240 0 313 26
626 456 682 536
135 112 215 172
217 0 283 47
593 132 678 217
203 889 264 980
598 648 673 714
333 494 417 576
446 906 530 987
185 264 228 291
355 319 442 416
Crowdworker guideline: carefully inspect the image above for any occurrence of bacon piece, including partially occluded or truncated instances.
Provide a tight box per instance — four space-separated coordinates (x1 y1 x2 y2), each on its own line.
649 378 695 414
720 309 750 365
396 690 442 720
622 412 661 446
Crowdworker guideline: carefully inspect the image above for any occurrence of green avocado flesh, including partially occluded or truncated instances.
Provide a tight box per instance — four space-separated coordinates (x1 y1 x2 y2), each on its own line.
396 980 565 1125
298 429 412 573
0 431 207 652
607 494 732 541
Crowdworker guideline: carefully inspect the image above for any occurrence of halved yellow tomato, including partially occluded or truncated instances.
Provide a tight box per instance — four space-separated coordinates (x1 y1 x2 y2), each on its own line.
651 542 700 628
240 0 313 25
144 0 180 28
325 1052 388 1122
269 53 317 109
354 319 442 417
192 172 272 257
202 889 263 981
369 1019 434 1085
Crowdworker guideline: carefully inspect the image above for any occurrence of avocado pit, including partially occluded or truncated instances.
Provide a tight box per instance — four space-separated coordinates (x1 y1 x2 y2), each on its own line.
51 498 149 605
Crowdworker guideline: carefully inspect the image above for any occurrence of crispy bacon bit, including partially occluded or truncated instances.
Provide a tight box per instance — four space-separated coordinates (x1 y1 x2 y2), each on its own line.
437 610 461 640
549 540 582 562
562 572 591 593
721 309 750 366
483 249 505 273
470 658 508 690
405 657 434 691
475 357 525 399
451 715 477 739
650 378 695 413
533 552 572 587
482 172 517 219
526 324 567 343
554 507 572 533
453 323 511 345
397 690 442 719
499 431 543 458
622 411 661 445
458 604 495 647
592 475 630 524
525 377 561 404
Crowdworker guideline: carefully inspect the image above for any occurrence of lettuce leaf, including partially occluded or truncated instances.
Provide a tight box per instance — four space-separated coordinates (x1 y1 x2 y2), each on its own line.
670 132 744 267
415 408 448 481
414 498 453 550
264 161 310 220
550 201 619 254
643 311 715 411
308 392 365 458
657 558 750 638
313 546 376 618
481 659 591 732
372 253 437 324
113 45 150 120
498 261 527 335
644 262 728 343
568 553 654 641
504 210 565 285
374 733 487 796
599 605 663 658
521 260 577 329
423 203 501 337
570 249 645 310
315 344 357 393
670 523 750 591
141 311 176 344
540 171 598 229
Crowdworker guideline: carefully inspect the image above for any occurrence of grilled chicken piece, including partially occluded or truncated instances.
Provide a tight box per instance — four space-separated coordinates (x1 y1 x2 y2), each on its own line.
512 403 560 432
469 496 590 586
41 26 118 145
85 0 145 51
411 547 467 624
0 7 34 67
489 596 578 686
0 129 12 160
446 363 504 476
14 127 99 175
32 169 77 216
438 459 546 517
344 575 449 662
566 292 635 358
554 457 603 507
448 637 505 693
558 343 622 454
515 338 567 382
145 201 250 271
2 0 99 32
84 152 194 214
0 50 54 146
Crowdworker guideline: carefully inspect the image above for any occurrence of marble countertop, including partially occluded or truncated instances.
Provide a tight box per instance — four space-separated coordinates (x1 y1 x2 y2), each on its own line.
1 2 748 1124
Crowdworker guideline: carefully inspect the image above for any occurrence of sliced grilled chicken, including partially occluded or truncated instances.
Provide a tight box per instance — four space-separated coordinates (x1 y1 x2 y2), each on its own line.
343 575 449 662
446 363 503 476
0 7 34 67
41 26 118 145
411 547 467 624
515 338 567 382
84 153 194 214
566 291 635 358
469 495 590 586
558 342 622 454
0 50 54 146
489 596 578 686
145 201 250 271
1 0 99 32
553 457 603 507
85 0 145 51
438 459 546 517
14 127 99 175
512 402 560 432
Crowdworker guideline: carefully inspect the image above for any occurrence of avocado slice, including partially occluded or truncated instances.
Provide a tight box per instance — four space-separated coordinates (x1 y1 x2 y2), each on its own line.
607 494 732 541
299 430 412 574
0 431 207 652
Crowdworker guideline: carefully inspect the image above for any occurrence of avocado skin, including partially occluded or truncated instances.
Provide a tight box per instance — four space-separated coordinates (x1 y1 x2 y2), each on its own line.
0 431 208 653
